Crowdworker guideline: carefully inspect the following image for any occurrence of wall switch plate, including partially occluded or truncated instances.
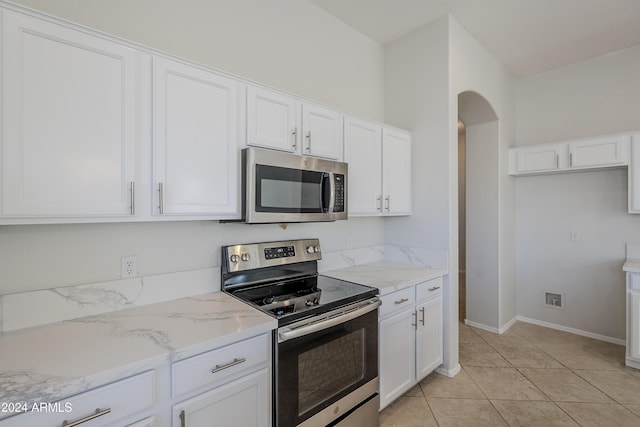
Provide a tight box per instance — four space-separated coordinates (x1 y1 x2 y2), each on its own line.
570 230 581 241
121 255 138 278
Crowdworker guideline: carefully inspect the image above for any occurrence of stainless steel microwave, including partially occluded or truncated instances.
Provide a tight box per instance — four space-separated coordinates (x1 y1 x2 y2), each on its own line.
240 147 347 223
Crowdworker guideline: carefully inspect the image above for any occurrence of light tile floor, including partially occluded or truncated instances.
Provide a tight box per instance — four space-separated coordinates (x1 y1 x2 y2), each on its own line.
380 321 640 426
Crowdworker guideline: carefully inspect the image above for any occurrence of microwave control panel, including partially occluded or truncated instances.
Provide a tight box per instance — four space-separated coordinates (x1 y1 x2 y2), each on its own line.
334 174 345 212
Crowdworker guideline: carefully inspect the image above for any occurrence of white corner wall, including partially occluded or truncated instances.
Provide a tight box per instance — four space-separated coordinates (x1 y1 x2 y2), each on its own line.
0 0 386 295
515 46 640 340
449 17 517 332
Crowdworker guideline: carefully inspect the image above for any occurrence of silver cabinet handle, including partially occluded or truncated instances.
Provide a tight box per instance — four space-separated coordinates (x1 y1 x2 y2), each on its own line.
306 130 311 151
385 195 390 211
130 181 135 215
412 311 417 330
394 298 409 305
158 182 164 214
180 409 186 427
62 408 111 427
211 357 246 373
377 196 382 211
292 127 297 149
556 154 560 168
428 286 440 292
570 152 574 167
420 307 425 326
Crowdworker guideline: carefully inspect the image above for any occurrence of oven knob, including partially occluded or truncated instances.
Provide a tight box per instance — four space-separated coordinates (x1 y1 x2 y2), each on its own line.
313 298 319 305
241 253 250 262
305 300 314 307
306 246 315 254
314 246 320 253
230 254 240 263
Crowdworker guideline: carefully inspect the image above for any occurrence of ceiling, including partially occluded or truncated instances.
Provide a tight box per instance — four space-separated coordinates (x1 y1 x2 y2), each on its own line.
310 0 640 77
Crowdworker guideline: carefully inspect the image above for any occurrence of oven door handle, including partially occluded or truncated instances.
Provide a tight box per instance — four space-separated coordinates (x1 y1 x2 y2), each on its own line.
278 298 381 343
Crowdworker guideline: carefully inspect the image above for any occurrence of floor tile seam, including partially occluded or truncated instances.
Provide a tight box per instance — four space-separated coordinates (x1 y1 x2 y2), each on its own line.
556 400 640 421
510 365 555 403
568 367 640 406
448 366 490 401
421 394 442 427
470 331 515 368
487 398 583 427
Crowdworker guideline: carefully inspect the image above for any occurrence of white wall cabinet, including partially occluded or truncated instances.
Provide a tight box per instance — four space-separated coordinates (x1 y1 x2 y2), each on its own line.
626 273 640 369
378 277 443 409
1 10 137 220
152 56 239 218
247 86 343 160
628 134 640 213
345 118 411 216
509 132 630 176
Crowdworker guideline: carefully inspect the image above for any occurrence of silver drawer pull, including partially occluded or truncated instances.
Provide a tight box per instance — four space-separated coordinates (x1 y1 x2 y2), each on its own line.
211 357 246 373
62 408 111 427
428 286 440 292
394 298 409 305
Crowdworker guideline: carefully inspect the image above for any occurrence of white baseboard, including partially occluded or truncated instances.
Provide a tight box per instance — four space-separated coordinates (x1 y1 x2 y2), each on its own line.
499 316 518 334
464 319 498 333
516 315 626 346
435 363 461 378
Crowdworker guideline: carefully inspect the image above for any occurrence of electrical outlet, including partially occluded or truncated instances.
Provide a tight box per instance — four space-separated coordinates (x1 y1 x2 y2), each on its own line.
121 255 138 278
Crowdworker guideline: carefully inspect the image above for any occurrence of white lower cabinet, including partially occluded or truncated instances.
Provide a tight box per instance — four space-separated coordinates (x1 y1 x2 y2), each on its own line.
127 417 155 427
0 371 154 427
627 273 640 368
379 278 443 409
172 368 270 427
170 334 271 427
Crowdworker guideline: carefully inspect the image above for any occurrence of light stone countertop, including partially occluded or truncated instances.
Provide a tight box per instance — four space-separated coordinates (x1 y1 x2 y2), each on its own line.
623 260 640 273
0 292 276 412
322 261 447 295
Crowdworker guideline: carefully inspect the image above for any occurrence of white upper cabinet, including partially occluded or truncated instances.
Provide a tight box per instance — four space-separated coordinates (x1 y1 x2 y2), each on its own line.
344 120 411 217
1 10 137 220
152 56 239 217
301 103 343 160
509 144 564 174
247 86 343 160
509 132 630 176
247 86 297 153
344 117 382 215
568 134 629 168
382 128 412 215
629 134 640 213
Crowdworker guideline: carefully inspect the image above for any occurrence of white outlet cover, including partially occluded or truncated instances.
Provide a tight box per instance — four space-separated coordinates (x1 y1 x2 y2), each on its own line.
121 255 138 278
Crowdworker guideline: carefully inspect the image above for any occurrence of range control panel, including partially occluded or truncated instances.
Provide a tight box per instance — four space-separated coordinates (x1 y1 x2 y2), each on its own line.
224 239 321 272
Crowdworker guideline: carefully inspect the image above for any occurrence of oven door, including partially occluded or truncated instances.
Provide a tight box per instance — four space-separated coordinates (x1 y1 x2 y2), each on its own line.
275 298 380 427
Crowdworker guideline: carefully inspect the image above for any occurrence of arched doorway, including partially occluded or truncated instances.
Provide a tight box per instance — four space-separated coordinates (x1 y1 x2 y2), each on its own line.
458 91 499 328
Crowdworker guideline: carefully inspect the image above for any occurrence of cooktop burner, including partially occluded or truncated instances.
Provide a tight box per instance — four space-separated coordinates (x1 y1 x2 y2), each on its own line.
221 239 378 325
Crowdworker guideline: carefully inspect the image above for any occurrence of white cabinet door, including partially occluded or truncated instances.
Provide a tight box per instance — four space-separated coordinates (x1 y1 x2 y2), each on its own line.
344 117 382 215
382 128 411 215
301 103 343 160
247 86 297 153
153 56 239 217
629 135 640 213
1 11 137 218
416 296 443 380
569 134 629 168
509 144 564 175
628 291 640 362
172 368 270 427
379 308 415 409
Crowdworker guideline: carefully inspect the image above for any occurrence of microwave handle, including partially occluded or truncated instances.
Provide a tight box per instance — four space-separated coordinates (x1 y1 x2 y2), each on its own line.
321 173 335 213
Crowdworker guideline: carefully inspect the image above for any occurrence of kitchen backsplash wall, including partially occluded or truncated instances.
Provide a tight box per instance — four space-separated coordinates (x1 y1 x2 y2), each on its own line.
0 244 447 333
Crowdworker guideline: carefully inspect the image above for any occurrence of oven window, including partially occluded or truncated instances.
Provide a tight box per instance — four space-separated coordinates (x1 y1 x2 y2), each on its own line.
297 329 365 414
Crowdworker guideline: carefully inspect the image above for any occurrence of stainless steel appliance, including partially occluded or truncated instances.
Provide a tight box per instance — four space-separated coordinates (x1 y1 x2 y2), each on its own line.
239 148 347 223
222 239 379 427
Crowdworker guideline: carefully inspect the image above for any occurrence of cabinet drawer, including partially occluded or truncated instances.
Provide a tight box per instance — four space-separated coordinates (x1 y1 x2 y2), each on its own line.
0 371 154 427
629 273 640 291
380 287 414 318
172 334 269 397
416 278 443 302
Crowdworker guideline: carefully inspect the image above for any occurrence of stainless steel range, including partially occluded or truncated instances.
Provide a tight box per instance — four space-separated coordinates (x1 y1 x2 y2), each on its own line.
222 239 380 427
